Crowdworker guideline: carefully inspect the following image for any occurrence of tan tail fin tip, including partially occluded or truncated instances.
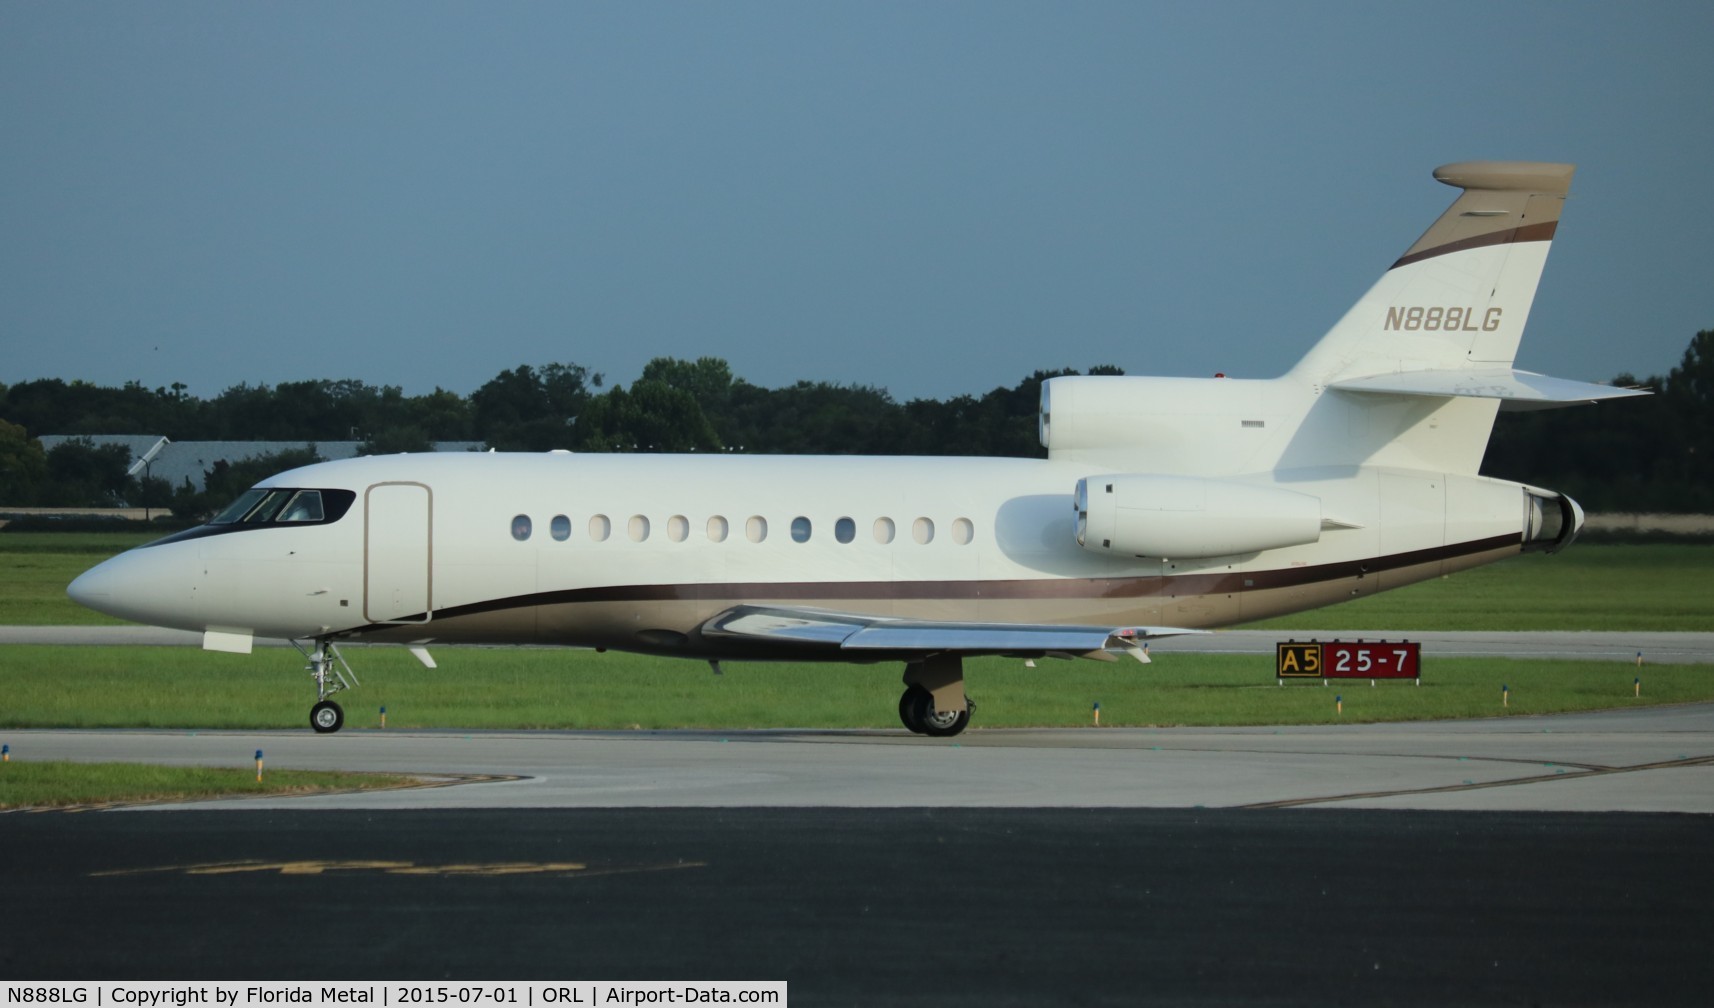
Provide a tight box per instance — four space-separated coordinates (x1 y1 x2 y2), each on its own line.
1433 161 1574 195
1393 161 1575 268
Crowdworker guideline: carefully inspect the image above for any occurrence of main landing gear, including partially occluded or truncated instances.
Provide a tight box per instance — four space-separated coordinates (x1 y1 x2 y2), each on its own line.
294 637 358 734
897 654 974 737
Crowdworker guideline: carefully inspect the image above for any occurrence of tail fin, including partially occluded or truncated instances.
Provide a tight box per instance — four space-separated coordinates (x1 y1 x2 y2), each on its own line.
1291 161 1574 386
1039 162 1643 478
1282 162 1642 474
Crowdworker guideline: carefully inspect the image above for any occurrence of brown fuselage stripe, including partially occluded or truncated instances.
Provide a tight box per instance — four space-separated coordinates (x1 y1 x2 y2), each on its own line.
1390 220 1557 271
378 533 1521 630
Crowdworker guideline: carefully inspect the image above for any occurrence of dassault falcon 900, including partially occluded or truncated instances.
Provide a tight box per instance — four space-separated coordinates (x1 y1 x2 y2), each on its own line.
69 161 1643 735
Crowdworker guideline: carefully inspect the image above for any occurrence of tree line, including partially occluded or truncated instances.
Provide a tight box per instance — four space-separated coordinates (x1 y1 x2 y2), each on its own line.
1 330 1709 514
1482 329 1712 513
0 358 1120 513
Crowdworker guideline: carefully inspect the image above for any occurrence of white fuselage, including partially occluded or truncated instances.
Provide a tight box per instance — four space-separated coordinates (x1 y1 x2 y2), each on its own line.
70 449 1544 657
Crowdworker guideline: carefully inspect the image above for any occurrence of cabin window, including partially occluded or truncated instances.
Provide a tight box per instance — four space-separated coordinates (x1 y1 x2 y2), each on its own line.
791 516 812 543
628 515 650 542
912 518 935 545
835 517 856 544
668 515 689 542
707 516 729 543
589 515 611 542
511 515 532 541
550 515 571 541
951 517 974 545
873 517 895 544
746 516 768 543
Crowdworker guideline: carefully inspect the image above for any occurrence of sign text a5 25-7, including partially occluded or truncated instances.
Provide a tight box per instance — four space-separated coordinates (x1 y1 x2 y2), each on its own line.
1276 641 1420 680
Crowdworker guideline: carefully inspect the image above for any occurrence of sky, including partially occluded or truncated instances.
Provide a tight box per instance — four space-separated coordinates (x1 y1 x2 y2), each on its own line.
2 1 1710 405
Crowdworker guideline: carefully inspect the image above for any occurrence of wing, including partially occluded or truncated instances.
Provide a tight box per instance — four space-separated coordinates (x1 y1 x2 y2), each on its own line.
700 604 1206 663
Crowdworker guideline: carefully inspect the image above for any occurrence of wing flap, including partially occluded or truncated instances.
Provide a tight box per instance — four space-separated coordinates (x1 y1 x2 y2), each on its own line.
702 604 1205 657
843 622 1118 652
702 606 868 646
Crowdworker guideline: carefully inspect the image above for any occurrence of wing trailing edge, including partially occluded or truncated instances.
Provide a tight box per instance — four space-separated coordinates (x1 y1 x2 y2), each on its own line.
702 605 1205 660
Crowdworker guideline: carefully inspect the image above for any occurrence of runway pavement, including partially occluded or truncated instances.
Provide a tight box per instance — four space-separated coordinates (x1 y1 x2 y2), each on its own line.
6 702 1714 812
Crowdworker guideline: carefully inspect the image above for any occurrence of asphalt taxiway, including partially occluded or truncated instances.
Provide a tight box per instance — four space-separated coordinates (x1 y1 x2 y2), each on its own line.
5 701 1713 813
6 805 1712 1004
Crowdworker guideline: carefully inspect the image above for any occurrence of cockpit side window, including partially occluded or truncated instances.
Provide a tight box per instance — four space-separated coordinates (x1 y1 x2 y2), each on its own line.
277 490 326 523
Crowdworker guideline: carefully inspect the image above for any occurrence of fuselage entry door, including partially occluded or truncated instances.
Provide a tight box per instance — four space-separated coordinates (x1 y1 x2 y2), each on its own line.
364 481 432 623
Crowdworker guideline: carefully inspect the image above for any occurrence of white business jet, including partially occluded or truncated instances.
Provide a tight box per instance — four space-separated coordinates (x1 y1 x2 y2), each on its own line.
69 161 1642 735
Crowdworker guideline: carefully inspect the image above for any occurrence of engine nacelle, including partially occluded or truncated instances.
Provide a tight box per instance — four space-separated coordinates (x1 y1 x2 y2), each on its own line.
1075 474 1323 558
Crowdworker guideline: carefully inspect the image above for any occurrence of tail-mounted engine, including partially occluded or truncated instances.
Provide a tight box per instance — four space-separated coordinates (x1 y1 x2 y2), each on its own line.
1523 489 1584 554
1075 474 1323 559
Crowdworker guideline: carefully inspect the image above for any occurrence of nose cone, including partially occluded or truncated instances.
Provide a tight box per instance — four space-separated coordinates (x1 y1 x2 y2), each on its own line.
66 559 119 614
67 545 202 630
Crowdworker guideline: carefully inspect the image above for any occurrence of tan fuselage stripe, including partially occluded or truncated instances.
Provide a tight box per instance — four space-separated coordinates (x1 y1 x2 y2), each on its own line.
360 533 1520 635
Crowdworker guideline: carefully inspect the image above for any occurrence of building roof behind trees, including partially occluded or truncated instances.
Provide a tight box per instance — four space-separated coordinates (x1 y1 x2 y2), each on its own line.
37 436 483 491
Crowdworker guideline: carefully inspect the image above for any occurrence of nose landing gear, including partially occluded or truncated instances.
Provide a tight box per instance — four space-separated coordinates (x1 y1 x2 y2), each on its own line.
310 699 344 733
294 638 358 733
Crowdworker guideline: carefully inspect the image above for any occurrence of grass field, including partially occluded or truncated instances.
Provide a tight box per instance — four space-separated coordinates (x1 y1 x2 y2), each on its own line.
1 531 159 625
2 644 1709 731
1242 543 1714 632
2 533 1710 733
0 760 414 810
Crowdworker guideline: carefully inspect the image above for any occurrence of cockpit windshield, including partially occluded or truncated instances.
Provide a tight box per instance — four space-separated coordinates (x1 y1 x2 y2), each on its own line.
140 486 356 549
212 488 275 523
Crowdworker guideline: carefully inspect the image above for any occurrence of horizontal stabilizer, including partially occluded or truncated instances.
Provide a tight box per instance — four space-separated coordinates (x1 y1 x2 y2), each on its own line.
1329 368 1649 410
703 605 1205 657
